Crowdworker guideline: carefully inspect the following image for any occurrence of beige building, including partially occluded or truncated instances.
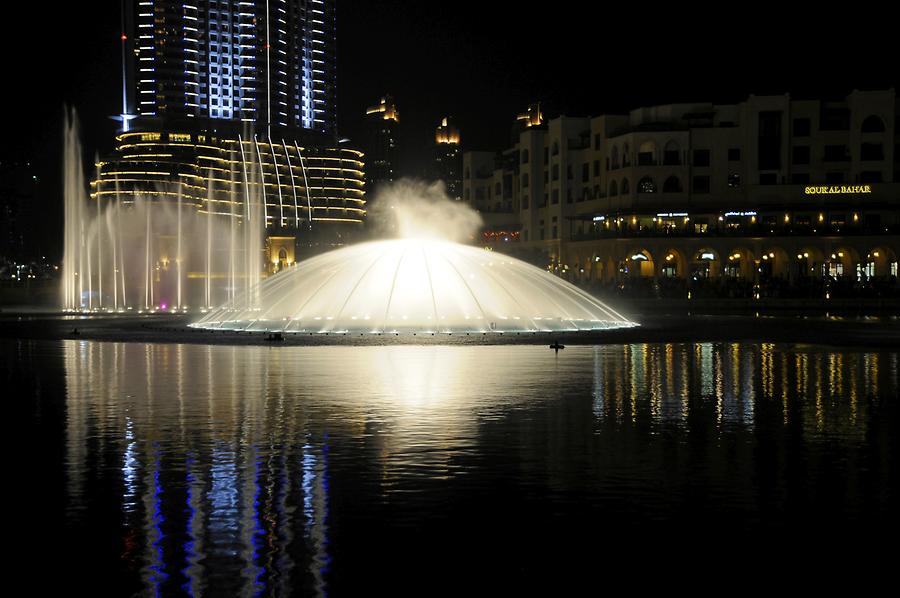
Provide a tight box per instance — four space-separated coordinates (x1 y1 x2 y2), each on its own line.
464 90 899 292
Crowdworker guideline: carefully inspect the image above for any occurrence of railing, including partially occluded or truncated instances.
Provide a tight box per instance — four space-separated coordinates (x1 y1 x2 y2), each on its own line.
570 223 900 242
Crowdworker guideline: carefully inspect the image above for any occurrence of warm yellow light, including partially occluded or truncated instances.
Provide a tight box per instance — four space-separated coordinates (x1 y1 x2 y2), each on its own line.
784 214 790 222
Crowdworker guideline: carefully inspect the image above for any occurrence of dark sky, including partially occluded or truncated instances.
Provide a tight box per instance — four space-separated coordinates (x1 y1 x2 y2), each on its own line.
3 1 897 256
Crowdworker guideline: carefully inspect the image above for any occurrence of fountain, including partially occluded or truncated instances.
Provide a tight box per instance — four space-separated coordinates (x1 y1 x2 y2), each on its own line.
192 181 636 334
61 110 265 312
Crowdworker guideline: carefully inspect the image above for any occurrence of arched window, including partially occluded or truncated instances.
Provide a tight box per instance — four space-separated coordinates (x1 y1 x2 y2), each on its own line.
610 146 620 169
278 248 287 261
622 143 631 167
621 178 630 195
663 175 682 193
663 140 680 165
861 115 886 133
638 176 656 193
638 141 656 166
609 180 618 196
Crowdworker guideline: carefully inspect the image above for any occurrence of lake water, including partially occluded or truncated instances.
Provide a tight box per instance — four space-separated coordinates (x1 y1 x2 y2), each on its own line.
8 339 898 594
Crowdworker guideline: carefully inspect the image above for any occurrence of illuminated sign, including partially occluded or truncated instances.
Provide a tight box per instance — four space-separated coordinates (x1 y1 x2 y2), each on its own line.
724 211 757 217
804 185 872 195
656 212 688 217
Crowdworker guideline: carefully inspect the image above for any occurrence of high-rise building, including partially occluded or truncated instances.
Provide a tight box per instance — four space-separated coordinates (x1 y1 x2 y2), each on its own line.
434 116 462 200
363 95 400 198
97 0 363 260
120 0 337 137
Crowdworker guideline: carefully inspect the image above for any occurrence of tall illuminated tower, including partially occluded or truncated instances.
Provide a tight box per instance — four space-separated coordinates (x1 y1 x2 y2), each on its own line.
433 116 462 200
120 0 337 138
363 95 400 197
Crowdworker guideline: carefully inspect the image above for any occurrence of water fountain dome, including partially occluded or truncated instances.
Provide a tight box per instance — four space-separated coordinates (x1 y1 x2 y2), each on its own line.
191 236 636 334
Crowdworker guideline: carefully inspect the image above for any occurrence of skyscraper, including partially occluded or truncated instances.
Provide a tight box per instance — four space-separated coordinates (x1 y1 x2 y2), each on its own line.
120 0 337 138
363 95 399 198
433 116 462 200
97 0 364 262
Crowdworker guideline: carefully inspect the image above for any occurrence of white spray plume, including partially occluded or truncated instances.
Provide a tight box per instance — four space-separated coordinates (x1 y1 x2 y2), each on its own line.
368 179 483 243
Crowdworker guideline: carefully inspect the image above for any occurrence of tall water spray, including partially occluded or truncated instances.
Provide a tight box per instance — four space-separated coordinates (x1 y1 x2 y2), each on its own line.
61 112 267 312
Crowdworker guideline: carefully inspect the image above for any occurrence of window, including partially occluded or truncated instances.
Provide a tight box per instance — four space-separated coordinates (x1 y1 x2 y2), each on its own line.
594 134 602 149
551 189 559 204
793 117 811 137
552 164 559 181
825 171 845 184
522 173 529 187
759 173 777 185
758 111 783 169
662 176 682 193
693 149 710 167
638 176 656 193
638 141 656 166
609 180 618 196
582 163 590 182
663 141 680 165
521 149 529 164
621 178 630 194
861 143 884 161
552 141 559 156
727 148 741 161
824 145 849 162
791 173 810 184
522 195 529 209
567 165 573 180
860 171 882 183
593 160 600 177
792 146 810 165
692 176 710 193
861 115 885 133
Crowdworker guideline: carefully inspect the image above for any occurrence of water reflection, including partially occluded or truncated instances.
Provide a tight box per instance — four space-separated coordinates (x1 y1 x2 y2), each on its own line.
53 340 897 593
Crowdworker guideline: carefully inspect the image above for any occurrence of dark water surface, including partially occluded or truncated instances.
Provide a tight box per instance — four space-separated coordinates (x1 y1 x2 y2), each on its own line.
9 339 898 595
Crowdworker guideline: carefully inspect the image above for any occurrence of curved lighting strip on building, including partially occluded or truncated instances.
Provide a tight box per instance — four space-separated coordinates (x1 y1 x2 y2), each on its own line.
93 131 366 229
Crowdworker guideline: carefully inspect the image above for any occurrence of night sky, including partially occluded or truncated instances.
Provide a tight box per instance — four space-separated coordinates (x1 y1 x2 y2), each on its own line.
3 1 897 257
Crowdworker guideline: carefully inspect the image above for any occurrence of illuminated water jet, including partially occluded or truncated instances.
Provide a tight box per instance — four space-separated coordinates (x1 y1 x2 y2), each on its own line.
192 238 636 334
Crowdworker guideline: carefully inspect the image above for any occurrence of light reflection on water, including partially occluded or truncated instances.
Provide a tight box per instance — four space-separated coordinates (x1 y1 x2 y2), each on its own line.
31 340 898 592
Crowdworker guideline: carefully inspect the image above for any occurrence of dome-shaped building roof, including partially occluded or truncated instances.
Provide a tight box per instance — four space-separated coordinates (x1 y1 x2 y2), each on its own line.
192 239 636 334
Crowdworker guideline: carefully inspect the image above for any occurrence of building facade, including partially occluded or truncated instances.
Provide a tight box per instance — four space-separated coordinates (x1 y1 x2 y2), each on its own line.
464 90 899 298
362 96 399 199
99 0 362 274
121 0 337 136
434 117 462 200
